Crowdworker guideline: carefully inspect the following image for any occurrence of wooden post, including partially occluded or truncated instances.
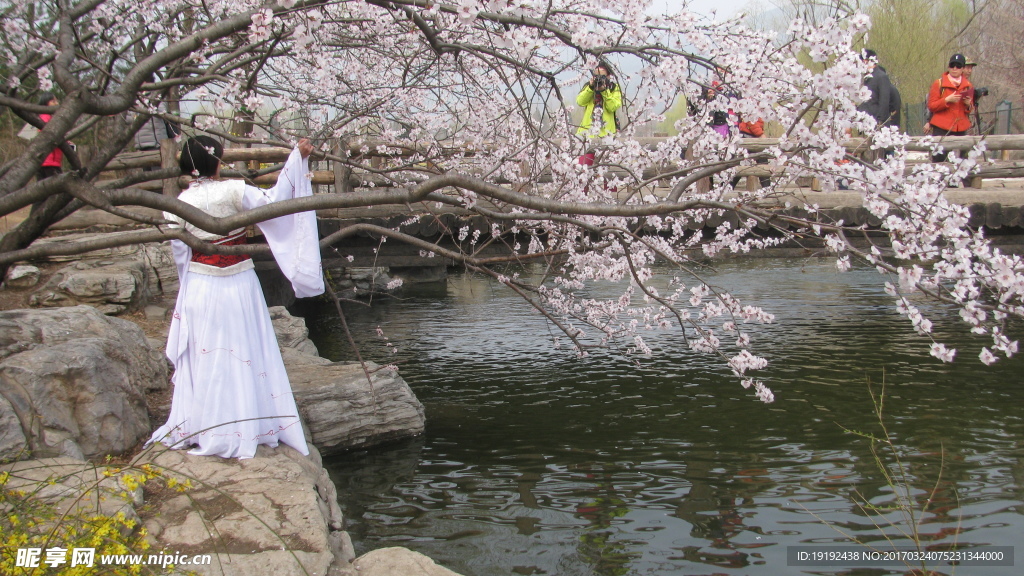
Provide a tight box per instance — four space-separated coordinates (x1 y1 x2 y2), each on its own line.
160 138 180 197
684 145 710 193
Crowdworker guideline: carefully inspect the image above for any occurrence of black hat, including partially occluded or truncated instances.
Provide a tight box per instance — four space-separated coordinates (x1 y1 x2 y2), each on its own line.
949 53 967 67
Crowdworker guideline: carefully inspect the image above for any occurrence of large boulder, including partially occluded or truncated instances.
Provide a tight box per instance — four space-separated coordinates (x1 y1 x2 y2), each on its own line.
29 259 151 315
139 443 352 576
25 236 176 314
1 446 464 576
351 548 463 576
289 361 425 456
270 308 426 456
0 306 168 461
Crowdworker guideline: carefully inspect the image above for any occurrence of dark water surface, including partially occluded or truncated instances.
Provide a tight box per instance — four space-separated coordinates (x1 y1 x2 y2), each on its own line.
308 258 1024 576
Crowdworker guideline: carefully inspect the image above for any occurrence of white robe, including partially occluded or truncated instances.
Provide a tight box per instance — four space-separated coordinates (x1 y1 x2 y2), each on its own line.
149 148 324 459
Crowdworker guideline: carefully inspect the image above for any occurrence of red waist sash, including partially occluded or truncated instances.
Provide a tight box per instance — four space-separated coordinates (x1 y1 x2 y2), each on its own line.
191 233 251 268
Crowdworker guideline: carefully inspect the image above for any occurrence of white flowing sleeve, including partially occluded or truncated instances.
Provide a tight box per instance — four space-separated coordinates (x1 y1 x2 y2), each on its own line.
161 210 192 282
169 238 192 283
242 147 325 298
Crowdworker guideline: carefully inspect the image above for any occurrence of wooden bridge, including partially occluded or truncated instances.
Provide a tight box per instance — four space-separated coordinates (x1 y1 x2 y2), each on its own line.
85 134 1024 269
106 134 1024 191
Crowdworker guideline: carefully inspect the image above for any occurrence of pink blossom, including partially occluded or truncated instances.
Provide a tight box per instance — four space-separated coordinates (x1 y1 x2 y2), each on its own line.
930 343 956 363
249 9 273 42
979 347 998 366
754 382 775 403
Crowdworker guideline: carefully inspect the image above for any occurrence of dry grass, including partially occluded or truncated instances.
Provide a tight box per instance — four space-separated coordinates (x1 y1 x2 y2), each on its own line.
0 205 31 235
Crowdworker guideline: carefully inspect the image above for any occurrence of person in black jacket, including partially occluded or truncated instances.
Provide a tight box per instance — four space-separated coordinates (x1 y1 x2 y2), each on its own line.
857 49 894 126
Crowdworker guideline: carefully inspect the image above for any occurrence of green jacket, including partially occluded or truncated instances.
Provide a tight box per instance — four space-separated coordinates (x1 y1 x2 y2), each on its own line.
576 84 623 137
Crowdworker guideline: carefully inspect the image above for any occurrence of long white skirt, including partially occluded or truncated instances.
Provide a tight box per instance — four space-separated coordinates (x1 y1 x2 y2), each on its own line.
149 268 309 459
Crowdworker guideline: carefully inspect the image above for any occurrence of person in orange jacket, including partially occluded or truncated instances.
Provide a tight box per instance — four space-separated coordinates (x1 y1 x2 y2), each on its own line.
734 118 769 188
927 53 973 162
738 118 764 138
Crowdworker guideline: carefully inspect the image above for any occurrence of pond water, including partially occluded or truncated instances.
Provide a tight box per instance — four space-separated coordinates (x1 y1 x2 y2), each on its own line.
306 258 1024 576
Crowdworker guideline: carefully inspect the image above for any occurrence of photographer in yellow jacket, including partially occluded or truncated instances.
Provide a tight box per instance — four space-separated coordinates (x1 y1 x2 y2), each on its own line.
576 61 623 139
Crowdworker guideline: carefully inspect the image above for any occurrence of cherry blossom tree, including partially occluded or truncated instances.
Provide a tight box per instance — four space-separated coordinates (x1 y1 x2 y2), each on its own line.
1 0 1020 402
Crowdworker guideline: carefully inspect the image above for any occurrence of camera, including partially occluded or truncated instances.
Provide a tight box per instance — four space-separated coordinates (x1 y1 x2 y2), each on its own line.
975 86 990 98
592 74 611 93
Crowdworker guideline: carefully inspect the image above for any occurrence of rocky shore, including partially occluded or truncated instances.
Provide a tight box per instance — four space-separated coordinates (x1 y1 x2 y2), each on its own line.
0 220 462 575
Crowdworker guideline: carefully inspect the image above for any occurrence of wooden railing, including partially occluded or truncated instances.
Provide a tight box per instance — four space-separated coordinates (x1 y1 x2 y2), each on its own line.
102 134 1024 194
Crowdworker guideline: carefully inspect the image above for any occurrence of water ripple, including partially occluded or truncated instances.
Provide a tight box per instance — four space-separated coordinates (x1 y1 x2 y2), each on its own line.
315 259 1024 576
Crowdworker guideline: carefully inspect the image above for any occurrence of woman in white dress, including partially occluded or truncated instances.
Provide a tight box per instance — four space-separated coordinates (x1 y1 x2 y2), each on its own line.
149 135 324 459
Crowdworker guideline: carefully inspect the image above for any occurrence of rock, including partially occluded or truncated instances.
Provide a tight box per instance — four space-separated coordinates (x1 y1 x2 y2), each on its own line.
94 303 128 315
352 548 462 576
0 306 168 461
144 304 169 321
142 243 179 293
26 240 176 313
288 361 425 456
1 449 467 576
0 393 28 458
146 336 165 349
4 264 41 288
333 267 396 297
281 346 333 367
0 446 432 576
0 457 140 530
138 443 346 576
31 259 149 312
42 428 86 461
268 310 425 456
346 268 381 282
269 306 320 357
